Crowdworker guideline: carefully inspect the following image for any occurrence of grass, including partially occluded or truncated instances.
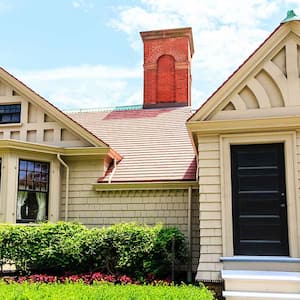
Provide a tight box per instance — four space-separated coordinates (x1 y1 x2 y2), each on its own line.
0 281 215 300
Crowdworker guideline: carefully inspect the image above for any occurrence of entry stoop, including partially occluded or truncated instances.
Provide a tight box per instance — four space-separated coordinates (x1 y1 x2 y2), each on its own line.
223 291 300 299
221 257 300 299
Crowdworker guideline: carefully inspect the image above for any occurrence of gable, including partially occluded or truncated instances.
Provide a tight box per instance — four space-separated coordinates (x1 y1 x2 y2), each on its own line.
0 68 109 148
189 21 300 122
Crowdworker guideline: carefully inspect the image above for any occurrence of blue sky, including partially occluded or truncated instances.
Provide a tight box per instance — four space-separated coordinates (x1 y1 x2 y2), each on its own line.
0 0 299 110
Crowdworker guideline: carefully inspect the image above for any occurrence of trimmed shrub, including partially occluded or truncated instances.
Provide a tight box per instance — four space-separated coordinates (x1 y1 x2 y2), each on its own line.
0 222 186 278
145 226 187 278
0 281 215 300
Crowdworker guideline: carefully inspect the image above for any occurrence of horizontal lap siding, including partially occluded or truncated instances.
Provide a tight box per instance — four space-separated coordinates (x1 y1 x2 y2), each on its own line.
60 159 199 272
196 135 222 281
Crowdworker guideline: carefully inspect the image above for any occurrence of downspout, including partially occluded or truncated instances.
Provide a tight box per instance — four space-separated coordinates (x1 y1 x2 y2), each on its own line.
57 154 69 221
187 186 192 282
108 158 117 183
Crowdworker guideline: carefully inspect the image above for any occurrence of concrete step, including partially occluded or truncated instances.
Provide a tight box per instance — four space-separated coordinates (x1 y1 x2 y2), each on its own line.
221 256 300 272
222 270 300 294
223 291 300 300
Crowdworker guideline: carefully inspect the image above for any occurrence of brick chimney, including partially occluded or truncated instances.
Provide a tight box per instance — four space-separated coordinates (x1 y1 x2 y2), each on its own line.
140 27 194 108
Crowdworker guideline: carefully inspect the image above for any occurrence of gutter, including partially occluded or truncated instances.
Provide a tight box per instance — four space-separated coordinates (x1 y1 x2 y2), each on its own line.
108 158 117 184
57 154 69 221
187 186 193 282
93 180 198 191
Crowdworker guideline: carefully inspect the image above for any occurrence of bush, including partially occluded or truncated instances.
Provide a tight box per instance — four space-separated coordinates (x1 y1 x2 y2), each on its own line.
0 222 186 278
0 281 215 300
146 226 187 278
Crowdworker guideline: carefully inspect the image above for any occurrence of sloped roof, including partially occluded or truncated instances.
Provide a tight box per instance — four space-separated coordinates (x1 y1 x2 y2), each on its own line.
68 106 196 182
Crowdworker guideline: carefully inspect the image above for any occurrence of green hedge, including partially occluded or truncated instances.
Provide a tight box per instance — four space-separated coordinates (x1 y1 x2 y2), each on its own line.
0 281 214 300
0 222 186 278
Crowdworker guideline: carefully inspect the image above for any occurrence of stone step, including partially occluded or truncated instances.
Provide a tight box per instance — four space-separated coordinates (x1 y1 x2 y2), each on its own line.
221 256 300 272
223 291 300 300
222 270 300 294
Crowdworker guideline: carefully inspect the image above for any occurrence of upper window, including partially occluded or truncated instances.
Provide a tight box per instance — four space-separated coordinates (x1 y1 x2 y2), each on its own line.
16 159 50 223
0 104 21 124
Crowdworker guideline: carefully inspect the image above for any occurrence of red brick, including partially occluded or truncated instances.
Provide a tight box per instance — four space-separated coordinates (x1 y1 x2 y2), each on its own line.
140 28 194 108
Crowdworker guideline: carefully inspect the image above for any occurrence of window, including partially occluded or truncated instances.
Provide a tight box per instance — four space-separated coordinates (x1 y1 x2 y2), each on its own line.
0 104 21 124
16 159 49 223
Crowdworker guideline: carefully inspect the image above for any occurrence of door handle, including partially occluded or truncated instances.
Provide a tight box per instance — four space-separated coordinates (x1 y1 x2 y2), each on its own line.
280 203 286 208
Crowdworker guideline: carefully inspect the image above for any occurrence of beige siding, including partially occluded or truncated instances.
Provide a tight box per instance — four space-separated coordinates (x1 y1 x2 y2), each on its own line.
190 23 300 283
295 130 300 215
60 159 200 272
195 131 300 281
196 135 222 281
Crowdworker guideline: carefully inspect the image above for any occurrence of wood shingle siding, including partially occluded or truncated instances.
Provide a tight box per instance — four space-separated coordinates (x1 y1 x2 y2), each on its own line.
61 159 199 272
197 135 222 281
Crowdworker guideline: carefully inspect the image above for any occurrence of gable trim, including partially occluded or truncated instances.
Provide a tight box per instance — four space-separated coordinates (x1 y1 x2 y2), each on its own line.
0 67 111 149
187 115 300 135
188 22 296 122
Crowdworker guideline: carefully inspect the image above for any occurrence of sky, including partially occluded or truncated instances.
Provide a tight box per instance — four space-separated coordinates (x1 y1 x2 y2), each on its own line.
0 0 299 111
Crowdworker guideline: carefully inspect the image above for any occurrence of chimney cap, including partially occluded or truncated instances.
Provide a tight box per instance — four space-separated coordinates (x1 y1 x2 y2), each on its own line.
140 27 194 57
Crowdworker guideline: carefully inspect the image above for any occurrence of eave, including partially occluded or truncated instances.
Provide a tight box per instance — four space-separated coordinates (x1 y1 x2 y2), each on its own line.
93 181 199 191
0 67 109 148
187 115 300 136
0 139 121 160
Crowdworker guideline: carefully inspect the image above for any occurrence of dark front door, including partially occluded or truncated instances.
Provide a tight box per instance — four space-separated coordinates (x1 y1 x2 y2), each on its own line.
231 143 289 256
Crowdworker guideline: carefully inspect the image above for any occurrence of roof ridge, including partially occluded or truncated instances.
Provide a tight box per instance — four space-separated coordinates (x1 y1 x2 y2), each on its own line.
65 104 143 113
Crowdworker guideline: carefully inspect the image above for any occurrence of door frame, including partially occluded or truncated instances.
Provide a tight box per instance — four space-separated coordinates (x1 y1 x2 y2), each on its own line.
220 131 299 257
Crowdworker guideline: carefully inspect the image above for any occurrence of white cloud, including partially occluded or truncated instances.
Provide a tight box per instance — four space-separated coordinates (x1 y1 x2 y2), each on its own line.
14 65 142 110
72 0 94 12
109 0 297 107
16 65 141 81
0 1 11 13
10 1 300 111
72 1 80 8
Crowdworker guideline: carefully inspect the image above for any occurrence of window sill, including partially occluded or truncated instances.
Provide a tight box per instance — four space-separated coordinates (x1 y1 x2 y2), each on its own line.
0 122 22 128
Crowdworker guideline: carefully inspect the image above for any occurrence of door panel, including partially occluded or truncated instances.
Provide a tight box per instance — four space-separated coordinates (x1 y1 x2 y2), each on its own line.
231 144 289 256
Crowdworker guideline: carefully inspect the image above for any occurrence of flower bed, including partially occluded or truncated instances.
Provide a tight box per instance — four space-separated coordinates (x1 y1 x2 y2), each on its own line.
10 272 154 285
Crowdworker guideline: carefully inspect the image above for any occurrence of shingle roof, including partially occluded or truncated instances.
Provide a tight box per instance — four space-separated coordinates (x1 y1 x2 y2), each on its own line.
68 106 196 182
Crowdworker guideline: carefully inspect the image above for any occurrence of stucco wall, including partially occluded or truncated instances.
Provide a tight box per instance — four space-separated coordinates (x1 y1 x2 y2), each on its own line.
60 159 200 272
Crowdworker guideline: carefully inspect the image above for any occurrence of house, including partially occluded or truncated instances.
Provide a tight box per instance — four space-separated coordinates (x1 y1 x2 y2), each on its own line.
0 27 199 281
0 9 300 299
187 10 300 299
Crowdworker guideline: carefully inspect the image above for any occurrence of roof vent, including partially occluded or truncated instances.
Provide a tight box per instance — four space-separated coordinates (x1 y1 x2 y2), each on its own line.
281 10 300 23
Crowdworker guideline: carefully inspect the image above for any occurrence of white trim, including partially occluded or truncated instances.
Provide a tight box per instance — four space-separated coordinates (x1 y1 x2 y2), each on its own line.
223 291 300 299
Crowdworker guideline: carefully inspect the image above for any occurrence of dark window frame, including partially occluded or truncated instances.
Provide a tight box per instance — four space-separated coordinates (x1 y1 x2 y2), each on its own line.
0 104 21 124
17 159 50 223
